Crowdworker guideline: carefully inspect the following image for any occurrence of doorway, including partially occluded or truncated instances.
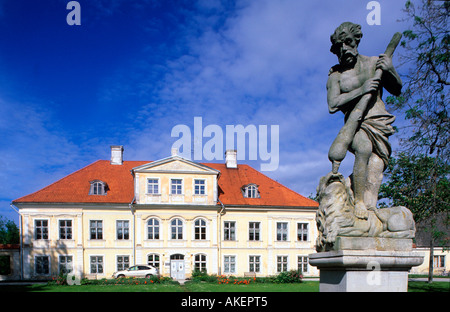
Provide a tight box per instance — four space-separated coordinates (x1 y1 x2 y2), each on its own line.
170 254 185 280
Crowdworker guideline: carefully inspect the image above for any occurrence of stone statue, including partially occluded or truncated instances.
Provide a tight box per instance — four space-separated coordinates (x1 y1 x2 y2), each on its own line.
315 22 416 252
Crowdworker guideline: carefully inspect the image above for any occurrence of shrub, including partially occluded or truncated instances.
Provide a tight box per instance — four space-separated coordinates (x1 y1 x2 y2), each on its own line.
48 273 69 286
274 270 303 283
191 269 218 282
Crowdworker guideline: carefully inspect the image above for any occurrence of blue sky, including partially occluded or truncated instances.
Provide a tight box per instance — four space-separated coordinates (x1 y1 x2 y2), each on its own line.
0 0 412 222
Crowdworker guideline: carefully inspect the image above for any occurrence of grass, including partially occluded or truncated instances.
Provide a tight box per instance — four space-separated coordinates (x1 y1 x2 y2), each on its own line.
0 281 319 292
0 279 448 292
0 283 184 292
408 281 450 292
183 280 319 292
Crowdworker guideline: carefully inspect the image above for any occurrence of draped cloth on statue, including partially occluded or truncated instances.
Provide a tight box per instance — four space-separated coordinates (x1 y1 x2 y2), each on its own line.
348 114 396 170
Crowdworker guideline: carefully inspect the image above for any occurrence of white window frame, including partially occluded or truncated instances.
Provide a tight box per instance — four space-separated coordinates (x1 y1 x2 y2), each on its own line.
224 221 236 241
276 222 289 241
277 255 288 272
89 219 104 240
193 218 207 240
116 255 131 271
242 184 260 198
35 255 51 276
147 178 160 195
34 219 49 240
297 255 309 273
224 255 237 274
58 219 73 240
147 253 161 269
59 255 74 274
249 255 261 273
90 255 104 275
116 220 130 240
433 255 446 268
193 179 207 195
89 180 107 195
170 178 184 195
194 253 207 273
147 217 161 240
249 222 261 241
170 218 184 240
297 222 309 241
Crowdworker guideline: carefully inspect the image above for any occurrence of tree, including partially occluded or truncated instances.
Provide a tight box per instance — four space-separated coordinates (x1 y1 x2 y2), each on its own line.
379 153 449 222
387 0 449 161
379 153 449 282
0 216 20 245
382 0 449 283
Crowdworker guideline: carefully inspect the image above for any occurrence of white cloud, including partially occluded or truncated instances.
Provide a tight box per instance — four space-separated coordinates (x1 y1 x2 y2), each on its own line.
1 0 412 218
0 99 96 203
93 0 409 196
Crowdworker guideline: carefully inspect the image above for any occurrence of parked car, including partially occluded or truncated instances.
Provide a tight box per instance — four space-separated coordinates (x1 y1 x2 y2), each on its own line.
113 265 159 278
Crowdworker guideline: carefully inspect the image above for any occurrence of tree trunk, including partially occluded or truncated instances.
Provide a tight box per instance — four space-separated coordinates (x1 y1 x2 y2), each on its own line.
428 239 434 283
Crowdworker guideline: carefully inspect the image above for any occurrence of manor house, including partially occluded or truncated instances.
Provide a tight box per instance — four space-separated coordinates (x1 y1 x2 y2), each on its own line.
12 146 319 280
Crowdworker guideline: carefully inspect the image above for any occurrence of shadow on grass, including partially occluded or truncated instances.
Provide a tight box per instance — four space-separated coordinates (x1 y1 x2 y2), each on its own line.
0 282 184 292
0 283 51 292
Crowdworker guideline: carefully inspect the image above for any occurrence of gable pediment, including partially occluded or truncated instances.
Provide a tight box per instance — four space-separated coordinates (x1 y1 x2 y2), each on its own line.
132 156 219 175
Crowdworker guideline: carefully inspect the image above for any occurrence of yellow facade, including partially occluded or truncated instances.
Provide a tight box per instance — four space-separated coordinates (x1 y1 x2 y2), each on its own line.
15 154 320 280
18 206 318 279
410 248 450 276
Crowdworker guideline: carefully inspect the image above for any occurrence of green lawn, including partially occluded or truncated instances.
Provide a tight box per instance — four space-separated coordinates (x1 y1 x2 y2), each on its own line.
0 281 318 292
407 281 450 292
0 280 448 292
0 282 184 292
183 281 319 292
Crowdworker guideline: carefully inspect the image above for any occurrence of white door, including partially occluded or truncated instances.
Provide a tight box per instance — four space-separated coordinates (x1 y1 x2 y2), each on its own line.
170 260 185 280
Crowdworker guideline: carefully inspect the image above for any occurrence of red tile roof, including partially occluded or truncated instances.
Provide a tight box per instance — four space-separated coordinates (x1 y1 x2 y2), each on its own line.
206 163 318 207
13 160 318 208
0 244 20 250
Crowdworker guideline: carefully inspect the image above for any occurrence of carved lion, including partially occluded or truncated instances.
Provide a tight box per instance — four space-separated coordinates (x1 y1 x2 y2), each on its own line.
315 172 416 252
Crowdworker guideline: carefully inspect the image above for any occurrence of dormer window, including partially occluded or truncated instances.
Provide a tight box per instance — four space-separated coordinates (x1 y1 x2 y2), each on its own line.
242 184 260 198
89 180 108 195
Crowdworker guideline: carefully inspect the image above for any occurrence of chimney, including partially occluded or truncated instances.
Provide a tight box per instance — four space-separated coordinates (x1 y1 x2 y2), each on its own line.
110 145 124 165
225 149 237 168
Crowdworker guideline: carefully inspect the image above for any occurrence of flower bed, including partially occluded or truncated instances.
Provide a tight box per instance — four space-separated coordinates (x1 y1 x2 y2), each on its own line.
190 269 303 285
218 275 256 285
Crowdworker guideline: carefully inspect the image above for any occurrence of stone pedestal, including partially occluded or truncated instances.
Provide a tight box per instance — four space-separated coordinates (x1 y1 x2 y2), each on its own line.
309 237 424 292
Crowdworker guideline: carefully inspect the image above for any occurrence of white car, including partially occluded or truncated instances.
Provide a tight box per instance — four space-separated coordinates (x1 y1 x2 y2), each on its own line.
113 265 159 278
